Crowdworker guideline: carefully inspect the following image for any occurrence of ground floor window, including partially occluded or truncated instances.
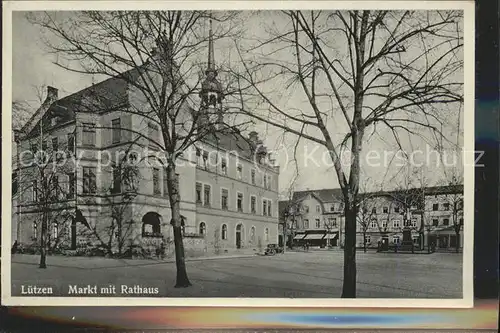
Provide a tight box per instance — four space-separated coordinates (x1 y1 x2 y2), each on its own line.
365 235 371 244
221 224 228 240
250 226 256 243
52 223 59 240
142 212 161 237
199 222 206 236
393 237 400 244
32 222 38 240
264 228 269 242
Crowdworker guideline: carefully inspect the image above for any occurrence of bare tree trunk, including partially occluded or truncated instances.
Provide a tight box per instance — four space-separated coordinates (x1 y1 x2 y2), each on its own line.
39 211 48 269
363 232 367 253
166 163 191 288
341 206 357 298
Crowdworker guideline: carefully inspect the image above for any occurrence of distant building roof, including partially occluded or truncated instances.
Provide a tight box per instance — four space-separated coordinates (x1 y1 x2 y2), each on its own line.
290 185 463 205
292 188 344 203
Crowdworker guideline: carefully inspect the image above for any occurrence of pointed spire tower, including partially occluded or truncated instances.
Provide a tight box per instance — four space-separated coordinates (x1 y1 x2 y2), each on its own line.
200 18 224 128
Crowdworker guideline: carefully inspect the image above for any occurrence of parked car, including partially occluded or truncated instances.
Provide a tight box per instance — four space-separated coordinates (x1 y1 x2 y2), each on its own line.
264 244 284 255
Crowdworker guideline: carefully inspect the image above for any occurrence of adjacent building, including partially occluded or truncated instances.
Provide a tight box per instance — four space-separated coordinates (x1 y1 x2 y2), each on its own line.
280 185 464 251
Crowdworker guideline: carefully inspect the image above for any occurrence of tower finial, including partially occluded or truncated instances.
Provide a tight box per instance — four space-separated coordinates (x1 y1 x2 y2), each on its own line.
207 17 215 73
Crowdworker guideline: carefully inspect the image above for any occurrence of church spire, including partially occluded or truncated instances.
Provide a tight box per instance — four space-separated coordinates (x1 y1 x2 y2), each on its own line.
207 18 215 74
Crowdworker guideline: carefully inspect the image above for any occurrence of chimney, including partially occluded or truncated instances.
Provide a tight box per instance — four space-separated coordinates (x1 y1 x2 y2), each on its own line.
47 86 58 101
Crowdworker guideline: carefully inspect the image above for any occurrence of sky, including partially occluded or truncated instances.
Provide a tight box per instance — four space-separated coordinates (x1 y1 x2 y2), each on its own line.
11 11 466 197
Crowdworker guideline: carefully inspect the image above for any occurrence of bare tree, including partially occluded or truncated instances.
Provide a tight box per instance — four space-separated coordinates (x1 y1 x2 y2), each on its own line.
443 171 463 253
357 194 377 253
28 11 248 287
280 173 302 251
15 122 76 268
234 10 463 297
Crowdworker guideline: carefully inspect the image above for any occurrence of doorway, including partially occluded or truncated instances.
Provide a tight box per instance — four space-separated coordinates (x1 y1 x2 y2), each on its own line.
236 224 242 249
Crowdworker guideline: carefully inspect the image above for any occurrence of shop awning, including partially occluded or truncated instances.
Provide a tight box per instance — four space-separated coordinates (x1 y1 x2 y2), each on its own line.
293 234 305 240
304 234 325 240
325 233 339 239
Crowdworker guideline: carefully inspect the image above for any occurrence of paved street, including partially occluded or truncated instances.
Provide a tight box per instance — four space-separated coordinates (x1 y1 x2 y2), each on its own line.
10 251 462 298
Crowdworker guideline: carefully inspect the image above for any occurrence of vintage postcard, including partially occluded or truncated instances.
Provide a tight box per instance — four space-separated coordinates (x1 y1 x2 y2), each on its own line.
2 1 475 307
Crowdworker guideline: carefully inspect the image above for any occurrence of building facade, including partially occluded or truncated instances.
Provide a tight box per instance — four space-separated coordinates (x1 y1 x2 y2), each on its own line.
12 27 279 256
281 185 463 251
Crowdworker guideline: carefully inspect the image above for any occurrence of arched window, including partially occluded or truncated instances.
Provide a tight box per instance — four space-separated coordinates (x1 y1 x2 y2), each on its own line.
221 224 228 240
250 226 256 243
199 222 206 236
52 223 59 240
142 212 161 237
264 228 269 242
32 222 38 239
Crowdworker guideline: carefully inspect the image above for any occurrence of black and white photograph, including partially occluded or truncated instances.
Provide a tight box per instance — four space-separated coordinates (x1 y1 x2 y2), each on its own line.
1 1 474 306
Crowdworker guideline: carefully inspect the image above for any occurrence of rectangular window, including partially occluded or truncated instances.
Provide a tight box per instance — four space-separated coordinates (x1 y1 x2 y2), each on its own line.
304 219 309 229
316 205 321 213
67 172 75 199
82 123 96 146
52 175 59 197
267 200 272 217
237 164 242 179
371 207 377 214
443 203 450 211
203 151 209 170
203 184 211 206
393 237 400 244
263 174 267 188
195 182 202 203
315 218 320 228
196 150 203 167
83 167 96 194
411 219 417 228
32 180 38 201
263 200 267 216
221 189 229 210
152 168 161 195
251 169 256 185
383 207 388 213
52 137 59 152
381 221 388 228
163 168 168 197
432 203 439 211
443 218 449 226
112 118 121 143
365 235 371 244
394 207 400 213
370 219 377 228
221 158 227 175
12 172 18 195
305 205 309 213
432 219 439 226
112 167 121 194
330 204 335 212
250 196 256 213
237 192 243 212
393 220 400 228
67 133 75 155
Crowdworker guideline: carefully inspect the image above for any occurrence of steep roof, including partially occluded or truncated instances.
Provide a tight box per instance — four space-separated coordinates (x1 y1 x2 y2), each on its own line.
204 131 254 159
292 188 344 203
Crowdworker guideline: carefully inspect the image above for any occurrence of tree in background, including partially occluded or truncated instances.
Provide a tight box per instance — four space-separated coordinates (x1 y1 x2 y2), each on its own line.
235 10 463 297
